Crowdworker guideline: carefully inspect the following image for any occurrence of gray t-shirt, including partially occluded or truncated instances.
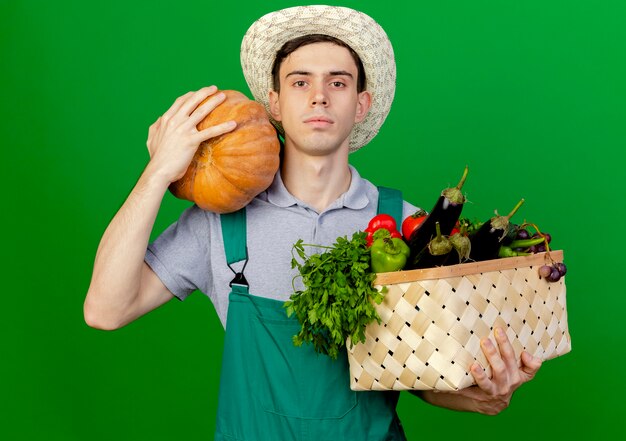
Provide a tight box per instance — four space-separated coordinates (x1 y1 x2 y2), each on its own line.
145 165 418 327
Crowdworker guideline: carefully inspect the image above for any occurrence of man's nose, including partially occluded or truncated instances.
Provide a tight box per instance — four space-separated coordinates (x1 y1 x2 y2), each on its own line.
310 86 328 106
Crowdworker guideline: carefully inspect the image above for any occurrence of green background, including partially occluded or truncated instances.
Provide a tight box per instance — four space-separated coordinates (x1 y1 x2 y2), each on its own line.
2 0 624 439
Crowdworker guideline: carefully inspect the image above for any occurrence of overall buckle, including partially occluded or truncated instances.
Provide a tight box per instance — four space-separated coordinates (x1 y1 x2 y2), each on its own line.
227 256 249 288
229 272 249 288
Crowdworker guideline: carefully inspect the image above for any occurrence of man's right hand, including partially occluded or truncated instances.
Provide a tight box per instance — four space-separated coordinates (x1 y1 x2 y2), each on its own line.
145 85 237 184
84 86 237 330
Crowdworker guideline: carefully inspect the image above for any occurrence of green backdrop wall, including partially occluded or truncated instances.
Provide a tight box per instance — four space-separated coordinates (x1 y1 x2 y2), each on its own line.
2 0 624 439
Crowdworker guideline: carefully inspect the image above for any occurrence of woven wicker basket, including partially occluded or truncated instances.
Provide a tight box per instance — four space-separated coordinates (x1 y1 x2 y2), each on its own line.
346 250 571 391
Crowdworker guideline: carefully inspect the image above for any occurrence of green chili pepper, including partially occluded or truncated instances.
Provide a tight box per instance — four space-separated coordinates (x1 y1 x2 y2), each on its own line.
371 236 410 273
508 237 546 249
498 246 531 258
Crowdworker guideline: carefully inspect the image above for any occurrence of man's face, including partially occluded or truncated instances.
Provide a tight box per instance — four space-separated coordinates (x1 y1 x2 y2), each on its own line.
269 42 371 156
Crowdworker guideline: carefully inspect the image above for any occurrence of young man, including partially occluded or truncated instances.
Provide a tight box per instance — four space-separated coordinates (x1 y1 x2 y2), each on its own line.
84 5 542 440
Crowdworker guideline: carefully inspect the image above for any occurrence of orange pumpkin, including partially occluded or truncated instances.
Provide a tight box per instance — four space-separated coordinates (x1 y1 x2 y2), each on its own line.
169 90 280 213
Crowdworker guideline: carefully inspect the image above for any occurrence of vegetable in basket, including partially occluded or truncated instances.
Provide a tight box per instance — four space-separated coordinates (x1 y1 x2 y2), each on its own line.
498 246 530 258
498 236 546 257
406 165 469 269
284 232 384 360
370 231 410 273
364 214 402 246
509 236 546 249
458 216 484 236
448 223 471 263
411 222 453 269
468 198 525 262
401 209 427 240
521 225 567 282
505 222 568 282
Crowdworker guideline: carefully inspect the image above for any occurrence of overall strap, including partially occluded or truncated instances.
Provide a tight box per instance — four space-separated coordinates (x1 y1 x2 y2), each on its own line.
376 186 403 226
220 208 249 288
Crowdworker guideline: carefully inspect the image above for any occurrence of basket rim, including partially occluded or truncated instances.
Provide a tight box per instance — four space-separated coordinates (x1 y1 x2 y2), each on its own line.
374 250 564 285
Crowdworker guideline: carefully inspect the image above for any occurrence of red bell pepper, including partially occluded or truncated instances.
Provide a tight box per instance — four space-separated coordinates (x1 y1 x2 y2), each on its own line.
364 214 402 246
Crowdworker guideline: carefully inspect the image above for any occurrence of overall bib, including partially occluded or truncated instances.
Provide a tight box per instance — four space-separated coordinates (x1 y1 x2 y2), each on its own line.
214 188 407 441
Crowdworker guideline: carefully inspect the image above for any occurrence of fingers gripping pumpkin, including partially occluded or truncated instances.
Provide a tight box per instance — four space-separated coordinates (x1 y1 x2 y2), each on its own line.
169 90 280 213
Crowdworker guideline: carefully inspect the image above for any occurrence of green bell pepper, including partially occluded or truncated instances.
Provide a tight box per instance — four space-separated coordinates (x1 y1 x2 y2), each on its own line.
370 236 410 273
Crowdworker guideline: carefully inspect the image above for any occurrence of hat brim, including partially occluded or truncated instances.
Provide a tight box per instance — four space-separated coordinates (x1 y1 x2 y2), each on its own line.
240 5 396 152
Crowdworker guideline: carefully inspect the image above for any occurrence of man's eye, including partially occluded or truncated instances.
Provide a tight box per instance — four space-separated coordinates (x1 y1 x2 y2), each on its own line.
331 81 346 88
294 81 307 87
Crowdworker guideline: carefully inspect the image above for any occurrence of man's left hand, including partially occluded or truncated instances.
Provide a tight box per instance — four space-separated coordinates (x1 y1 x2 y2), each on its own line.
416 327 543 415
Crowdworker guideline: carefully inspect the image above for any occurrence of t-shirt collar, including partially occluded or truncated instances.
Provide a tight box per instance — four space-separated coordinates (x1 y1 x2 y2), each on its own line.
266 165 369 211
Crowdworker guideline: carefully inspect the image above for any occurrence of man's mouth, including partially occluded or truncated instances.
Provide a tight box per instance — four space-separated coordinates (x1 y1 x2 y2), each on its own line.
304 115 334 126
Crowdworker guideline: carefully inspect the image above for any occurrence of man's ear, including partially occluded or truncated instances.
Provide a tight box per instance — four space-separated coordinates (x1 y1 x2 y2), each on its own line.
269 90 282 121
354 90 372 123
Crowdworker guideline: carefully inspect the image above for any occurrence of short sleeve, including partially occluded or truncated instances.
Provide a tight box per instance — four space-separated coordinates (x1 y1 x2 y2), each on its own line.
145 205 211 301
402 200 420 220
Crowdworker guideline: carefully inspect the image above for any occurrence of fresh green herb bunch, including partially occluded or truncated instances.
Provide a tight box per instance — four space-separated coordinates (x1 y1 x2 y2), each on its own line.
284 231 385 360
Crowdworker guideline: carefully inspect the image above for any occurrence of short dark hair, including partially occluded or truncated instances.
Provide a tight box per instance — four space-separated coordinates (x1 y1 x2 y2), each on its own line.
271 34 366 93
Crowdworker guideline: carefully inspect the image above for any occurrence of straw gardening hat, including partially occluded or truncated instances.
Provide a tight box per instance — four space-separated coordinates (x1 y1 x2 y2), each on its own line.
240 5 396 152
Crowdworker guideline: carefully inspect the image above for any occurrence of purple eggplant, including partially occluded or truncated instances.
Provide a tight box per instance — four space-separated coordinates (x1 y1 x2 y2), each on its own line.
469 199 525 262
407 166 469 269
